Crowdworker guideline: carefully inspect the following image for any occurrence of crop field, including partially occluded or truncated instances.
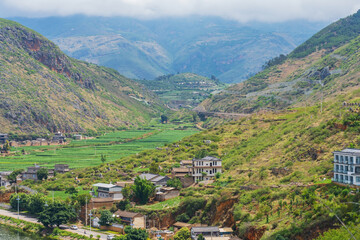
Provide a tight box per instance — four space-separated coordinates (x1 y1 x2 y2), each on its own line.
0 123 198 171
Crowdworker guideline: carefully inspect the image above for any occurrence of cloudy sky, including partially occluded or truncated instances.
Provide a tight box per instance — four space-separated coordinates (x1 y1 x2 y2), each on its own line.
0 0 359 22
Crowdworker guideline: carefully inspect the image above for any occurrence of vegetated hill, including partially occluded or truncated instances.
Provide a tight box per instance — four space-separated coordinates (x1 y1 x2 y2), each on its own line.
200 10 360 113
12 16 327 83
137 73 226 109
0 18 162 134
22 88 360 239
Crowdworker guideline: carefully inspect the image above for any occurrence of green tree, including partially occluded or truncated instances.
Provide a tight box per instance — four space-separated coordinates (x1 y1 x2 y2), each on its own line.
149 161 159 174
28 193 46 214
160 115 168 124
174 227 191 240
65 186 78 195
260 203 272 223
37 168 48 181
123 226 148 240
38 201 76 227
117 199 131 211
132 176 155 204
167 178 183 189
99 210 114 226
194 149 208 159
197 234 205 240
101 154 107 164
2 140 11 153
7 169 24 184
121 185 132 200
10 193 30 211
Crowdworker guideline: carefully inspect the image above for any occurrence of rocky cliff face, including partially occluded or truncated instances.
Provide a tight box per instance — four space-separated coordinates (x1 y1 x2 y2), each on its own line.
0 25 95 90
0 19 162 133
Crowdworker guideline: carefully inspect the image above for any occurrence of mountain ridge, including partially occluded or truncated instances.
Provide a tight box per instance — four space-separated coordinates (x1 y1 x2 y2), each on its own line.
0 18 162 134
11 16 327 83
200 10 360 114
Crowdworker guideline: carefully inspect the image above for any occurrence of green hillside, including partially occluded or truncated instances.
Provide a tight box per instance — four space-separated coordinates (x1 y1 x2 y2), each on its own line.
200 10 360 114
0 18 162 134
138 73 226 109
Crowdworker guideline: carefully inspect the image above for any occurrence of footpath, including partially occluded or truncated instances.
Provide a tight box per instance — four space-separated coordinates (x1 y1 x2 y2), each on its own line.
0 209 110 240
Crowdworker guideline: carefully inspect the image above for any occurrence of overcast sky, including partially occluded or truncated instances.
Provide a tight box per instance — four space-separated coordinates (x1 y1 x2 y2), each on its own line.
0 0 359 22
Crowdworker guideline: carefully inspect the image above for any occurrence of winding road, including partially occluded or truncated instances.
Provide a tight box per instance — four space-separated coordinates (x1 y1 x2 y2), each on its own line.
0 209 110 239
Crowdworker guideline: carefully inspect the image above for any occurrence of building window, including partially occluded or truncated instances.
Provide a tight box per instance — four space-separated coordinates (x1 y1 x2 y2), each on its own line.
345 156 349 163
350 157 354 164
357 157 360 164
335 155 339 161
345 166 349 172
340 165 344 171
340 156 344 163
340 175 344 180
357 177 360 182
350 166 354 172
345 176 348 181
335 174 338 179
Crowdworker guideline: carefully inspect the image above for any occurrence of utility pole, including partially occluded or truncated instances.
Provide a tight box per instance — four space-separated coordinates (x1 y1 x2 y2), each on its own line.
89 211 92 235
85 196 88 227
16 195 20 219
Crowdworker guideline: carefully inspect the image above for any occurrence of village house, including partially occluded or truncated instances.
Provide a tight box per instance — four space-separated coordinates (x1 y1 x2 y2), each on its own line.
180 160 193 168
21 164 54 181
113 210 145 228
52 132 66 142
54 164 69 174
73 134 82 140
0 133 8 144
171 167 192 178
0 171 11 187
192 156 222 182
191 226 220 239
155 187 180 201
92 183 123 200
333 148 360 185
137 173 170 186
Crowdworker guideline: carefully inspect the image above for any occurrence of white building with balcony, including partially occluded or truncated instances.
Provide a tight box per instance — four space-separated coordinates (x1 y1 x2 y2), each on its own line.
192 156 222 181
333 148 360 186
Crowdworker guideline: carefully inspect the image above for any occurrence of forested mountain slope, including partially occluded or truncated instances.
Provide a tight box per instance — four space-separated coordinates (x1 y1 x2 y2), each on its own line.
200 10 360 113
0 19 162 134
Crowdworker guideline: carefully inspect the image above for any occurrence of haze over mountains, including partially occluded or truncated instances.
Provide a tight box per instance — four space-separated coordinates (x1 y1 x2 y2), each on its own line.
12 16 327 83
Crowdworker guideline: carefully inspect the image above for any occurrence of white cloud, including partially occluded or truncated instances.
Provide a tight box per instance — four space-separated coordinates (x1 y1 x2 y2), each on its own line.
0 0 359 22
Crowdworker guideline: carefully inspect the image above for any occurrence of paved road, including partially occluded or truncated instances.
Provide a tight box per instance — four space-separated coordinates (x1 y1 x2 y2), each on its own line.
0 209 110 239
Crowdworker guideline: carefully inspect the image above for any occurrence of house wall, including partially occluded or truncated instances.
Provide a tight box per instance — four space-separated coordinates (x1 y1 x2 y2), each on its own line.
133 216 145 229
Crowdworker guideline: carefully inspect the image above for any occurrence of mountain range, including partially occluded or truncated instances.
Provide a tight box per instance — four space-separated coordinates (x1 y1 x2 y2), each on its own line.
11 16 327 83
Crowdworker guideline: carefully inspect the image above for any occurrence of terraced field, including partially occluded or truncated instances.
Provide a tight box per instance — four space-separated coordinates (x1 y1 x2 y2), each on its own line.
0 123 198 171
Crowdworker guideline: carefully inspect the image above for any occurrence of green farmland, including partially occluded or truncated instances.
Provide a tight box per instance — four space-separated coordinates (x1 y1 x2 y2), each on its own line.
0 123 198 171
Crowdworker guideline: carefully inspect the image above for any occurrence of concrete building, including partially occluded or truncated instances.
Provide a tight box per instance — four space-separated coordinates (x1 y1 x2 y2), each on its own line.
52 132 66 142
155 187 180 202
0 133 8 144
191 226 220 239
73 134 82 140
92 183 123 200
22 164 41 180
192 156 222 181
0 172 11 187
137 173 170 186
54 164 69 174
113 210 145 228
333 148 360 185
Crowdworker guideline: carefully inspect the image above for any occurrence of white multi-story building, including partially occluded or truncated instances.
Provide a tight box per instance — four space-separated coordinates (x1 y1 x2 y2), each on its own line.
333 148 360 186
192 156 222 181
